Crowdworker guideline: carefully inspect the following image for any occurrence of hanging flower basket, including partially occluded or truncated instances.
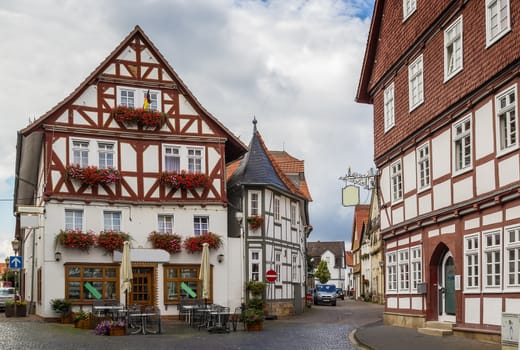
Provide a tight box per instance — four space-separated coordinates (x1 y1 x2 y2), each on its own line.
148 231 182 254
183 232 223 254
65 164 121 187
247 215 264 230
159 170 209 191
111 106 167 127
55 229 96 252
97 230 131 253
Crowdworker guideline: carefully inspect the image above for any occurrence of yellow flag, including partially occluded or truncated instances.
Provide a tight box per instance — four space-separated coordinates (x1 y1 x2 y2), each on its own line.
143 90 150 110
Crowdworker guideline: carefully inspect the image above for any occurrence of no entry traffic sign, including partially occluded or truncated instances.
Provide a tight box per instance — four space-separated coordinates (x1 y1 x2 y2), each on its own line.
266 269 277 283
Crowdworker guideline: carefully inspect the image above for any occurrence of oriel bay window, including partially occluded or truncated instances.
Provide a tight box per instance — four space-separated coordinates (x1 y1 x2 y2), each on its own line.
163 265 212 303
65 264 119 302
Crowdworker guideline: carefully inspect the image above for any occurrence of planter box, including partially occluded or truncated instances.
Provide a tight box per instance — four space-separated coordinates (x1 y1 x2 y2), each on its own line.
74 319 92 329
246 322 264 331
15 305 27 317
109 327 126 336
5 305 14 317
4 304 27 317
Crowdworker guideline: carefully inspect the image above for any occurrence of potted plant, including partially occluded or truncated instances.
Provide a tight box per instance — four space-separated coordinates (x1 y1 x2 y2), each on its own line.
247 215 264 230
95 319 126 336
244 308 265 331
244 280 266 331
110 106 167 127
148 231 182 254
50 298 72 323
97 230 131 253
55 229 96 252
246 280 266 297
72 310 92 329
4 300 26 317
183 232 223 254
159 170 209 191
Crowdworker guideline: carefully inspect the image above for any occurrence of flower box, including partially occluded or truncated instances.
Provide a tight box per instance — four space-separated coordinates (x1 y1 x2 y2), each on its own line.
55 229 96 252
109 327 126 336
159 170 209 191
65 164 121 187
111 106 167 127
247 215 264 230
246 321 263 331
148 231 182 254
183 232 223 254
97 230 130 253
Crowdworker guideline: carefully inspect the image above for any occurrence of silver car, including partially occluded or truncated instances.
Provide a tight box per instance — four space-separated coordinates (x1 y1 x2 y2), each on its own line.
314 284 337 306
0 287 16 310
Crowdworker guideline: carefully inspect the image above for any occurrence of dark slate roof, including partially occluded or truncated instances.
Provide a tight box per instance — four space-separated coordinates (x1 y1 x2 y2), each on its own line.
306 241 345 259
228 120 290 193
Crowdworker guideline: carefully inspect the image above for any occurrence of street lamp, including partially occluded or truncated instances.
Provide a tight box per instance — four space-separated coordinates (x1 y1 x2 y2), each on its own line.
11 239 20 255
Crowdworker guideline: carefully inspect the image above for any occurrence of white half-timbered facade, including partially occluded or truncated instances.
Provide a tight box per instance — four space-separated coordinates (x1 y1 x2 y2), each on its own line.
357 0 520 341
14 26 247 319
226 121 312 316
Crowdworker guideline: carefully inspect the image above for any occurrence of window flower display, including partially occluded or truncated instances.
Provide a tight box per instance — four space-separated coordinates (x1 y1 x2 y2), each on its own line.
65 164 121 187
159 170 209 191
97 230 131 253
183 232 223 254
247 215 264 230
55 229 96 252
111 106 167 127
148 231 182 254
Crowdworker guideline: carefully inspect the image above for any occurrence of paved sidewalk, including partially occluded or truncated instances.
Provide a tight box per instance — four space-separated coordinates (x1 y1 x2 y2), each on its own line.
353 324 501 350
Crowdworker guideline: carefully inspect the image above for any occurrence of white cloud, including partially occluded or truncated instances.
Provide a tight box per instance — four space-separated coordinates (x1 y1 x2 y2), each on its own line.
0 0 375 252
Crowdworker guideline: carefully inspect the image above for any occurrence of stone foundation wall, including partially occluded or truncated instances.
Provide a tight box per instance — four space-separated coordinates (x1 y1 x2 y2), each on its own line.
383 312 426 328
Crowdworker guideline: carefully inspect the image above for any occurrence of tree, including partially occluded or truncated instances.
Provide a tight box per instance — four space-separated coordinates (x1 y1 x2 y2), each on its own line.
314 260 331 284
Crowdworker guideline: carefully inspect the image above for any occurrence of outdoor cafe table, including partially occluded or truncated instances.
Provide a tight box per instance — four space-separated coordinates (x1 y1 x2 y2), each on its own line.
126 310 161 335
92 304 124 319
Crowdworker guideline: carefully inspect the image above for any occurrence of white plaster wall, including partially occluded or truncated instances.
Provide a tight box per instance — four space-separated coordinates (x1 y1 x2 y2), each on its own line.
465 298 481 324
380 166 390 206
483 211 503 226
404 194 417 221
120 143 137 171
476 160 496 195
143 145 159 173
433 180 451 210
499 154 520 187
464 217 480 230
411 297 423 310
179 94 198 115
398 297 410 309
403 151 416 194
418 193 432 215
483 297 502 325
505 298 520 313
453 176 473 203
431 130 451 179
74 85 98 107
506 205 520 221
387 297 397 308
392 206 404 225
475 101 494 159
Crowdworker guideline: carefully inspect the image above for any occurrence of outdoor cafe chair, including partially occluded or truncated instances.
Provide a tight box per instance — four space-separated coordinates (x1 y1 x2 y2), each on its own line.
143 306 161 334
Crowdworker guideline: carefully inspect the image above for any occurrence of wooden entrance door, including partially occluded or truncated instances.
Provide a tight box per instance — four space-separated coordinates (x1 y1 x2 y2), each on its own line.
130 267 154 307
438 252 456 322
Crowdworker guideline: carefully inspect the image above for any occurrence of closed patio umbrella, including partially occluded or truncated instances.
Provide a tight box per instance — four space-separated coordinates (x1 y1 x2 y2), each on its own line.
199 242 210 302
120 241 133 308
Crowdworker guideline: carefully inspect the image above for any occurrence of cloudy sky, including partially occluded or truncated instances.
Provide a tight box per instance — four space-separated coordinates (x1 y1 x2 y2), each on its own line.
0 0 375 260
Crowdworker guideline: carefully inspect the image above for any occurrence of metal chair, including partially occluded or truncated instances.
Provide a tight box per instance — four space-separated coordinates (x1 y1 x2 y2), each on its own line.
127 304 142 335
144 306 161 334
230 306 245 332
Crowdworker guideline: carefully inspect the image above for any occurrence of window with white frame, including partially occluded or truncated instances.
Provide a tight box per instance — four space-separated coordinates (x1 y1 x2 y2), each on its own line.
120 89 135 108
149 91 159 111
387 252 397 292
275 251 282 283
391 160 403 203
444 16 463 80
188 148 203 173
410 246 422 292
453 116 472 173
250 192 260 216
496 86 518 154
505 226 520 288
408 55 424 111
290 202 297 226
384 83 395 132
104 211 121 231
398 249 410 292
464 234 480 290
65 209 83 230
403 0 416 20
291 254 297 281
158 214 174 233
72 140 89 167
274 197 281 222
483 230 502 289
486 0 511 47
194 216 209 236
98 142 115 169
250 251 261 281
117 87 162 110
417 143 430 190
164 146 180 172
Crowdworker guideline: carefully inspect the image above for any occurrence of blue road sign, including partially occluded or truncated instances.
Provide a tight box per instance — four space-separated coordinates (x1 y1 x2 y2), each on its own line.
9 256 23 269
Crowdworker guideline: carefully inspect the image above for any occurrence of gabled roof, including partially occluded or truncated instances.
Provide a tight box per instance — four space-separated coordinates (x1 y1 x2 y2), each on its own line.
356 0 384 104
350 204 370 251
227 120 311 201
345 251 353 267
20 25 247 161
307 241 345 259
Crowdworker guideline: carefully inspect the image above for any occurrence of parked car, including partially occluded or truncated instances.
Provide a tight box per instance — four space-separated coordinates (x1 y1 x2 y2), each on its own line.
0 287 16 310
314 284 337 306
335 287 345 300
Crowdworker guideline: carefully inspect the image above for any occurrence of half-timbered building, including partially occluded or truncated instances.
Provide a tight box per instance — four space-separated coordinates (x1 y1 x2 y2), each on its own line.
357 0 519 341
13 26 247 319
226 120 312 316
